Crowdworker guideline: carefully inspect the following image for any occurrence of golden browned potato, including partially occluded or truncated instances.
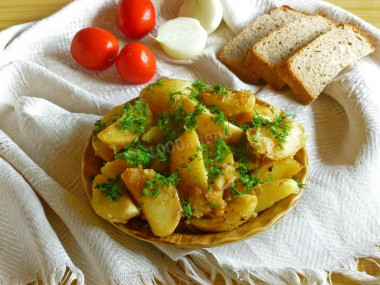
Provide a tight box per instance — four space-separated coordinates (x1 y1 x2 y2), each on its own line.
97 103 154 153
238 103 282 124
141 125 165 145
186 153 235 218
252 104 275 121
196 113 244 144
101 159 131 178
92 138 115 161
247 120 307 161
140 79 193 115
97 122 140 154
212 152 236 191
171 93 198 113
190 194 257 232
253 179 299 213
121 168 182 237
91 104 126 161
199 89 256 119
170 130 208 192
164 93 244 145
255 158 303 183
91 175 139 223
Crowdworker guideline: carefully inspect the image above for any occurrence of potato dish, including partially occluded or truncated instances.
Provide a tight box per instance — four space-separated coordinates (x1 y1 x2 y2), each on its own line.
87 79 307 238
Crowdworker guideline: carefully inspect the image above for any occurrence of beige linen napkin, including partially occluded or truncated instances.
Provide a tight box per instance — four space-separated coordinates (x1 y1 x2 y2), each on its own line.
0 0 380 284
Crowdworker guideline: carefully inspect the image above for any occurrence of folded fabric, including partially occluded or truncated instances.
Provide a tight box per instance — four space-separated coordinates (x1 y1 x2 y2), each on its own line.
0 0 379 284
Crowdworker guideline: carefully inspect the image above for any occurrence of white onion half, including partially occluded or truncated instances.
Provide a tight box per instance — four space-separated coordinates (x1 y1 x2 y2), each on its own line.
153 17 208 60
178 0 223 34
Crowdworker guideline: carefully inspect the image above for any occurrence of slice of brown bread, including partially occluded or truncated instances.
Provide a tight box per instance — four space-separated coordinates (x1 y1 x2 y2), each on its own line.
218 6 308 84
276 23 375 105
245 14 335 90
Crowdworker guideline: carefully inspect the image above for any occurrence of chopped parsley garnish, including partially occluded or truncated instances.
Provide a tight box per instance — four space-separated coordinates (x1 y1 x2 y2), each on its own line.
92 119 106 137
168 90 183 104
119 101 151 134
207 201 220 207
252 113 295 146
207 105 229 135
183 102 206 131
142 171 180 199
157 102 206 141
148 78 164 91
201 138 231 185
230 138 254 174
230 112 296 147
230 137 261 195
155 145 170 162
294 177 306 189
187 87 200 102
230 182 244 197
142 178 159 198
89 175 95 182
95 175 124 201
192 80 229 95
238 173 260 193
115 138 153 167
181 198 193 223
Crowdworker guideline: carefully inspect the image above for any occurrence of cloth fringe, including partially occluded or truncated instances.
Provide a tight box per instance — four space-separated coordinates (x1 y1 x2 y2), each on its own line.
0 266 84 285
174 249 380 285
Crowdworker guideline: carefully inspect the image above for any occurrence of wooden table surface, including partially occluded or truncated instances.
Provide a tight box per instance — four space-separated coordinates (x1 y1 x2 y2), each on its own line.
1 0 379 284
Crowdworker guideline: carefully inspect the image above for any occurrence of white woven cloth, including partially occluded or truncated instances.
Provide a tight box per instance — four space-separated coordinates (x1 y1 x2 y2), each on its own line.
0 0 379 284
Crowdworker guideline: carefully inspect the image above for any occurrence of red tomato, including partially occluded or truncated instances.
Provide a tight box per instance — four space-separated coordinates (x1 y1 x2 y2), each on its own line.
116 0 155 39
70 27 119 70
116 42 156 84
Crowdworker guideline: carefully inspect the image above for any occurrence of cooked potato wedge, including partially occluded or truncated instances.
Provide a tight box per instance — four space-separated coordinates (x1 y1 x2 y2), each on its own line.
190 194 257 232
91 175 139 223
170 130 208 192
101 159 131 178
166 93 244 145
247 120 307 160
91 103 126 159
199 90 256 119
253 104 275 121
140 79 193 115
97 122 140 154
197 113 244 144
213 153 236 191
253 179 300 213
172 94 198 113
186 152 235 218
256 158 303 183
141 125 165 145
97 102 154 153
92 137 115 161
121 168 182 237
